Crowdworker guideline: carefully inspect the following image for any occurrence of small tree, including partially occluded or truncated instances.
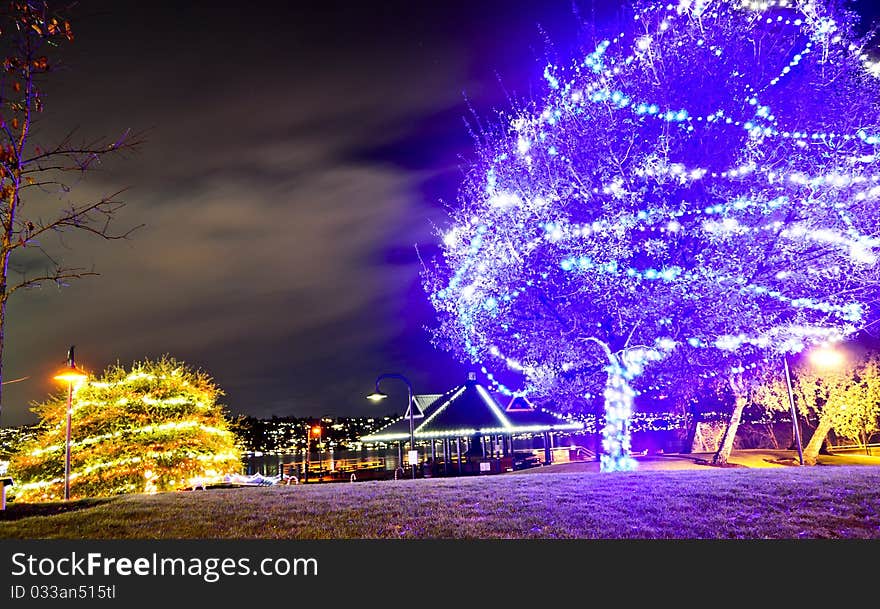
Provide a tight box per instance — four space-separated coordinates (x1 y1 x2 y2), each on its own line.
752 350 880 464
0 2 140 419
828 365 880 453
9 357 241 501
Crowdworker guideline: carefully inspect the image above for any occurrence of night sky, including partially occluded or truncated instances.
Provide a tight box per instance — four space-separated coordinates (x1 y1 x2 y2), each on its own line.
4 0 880 426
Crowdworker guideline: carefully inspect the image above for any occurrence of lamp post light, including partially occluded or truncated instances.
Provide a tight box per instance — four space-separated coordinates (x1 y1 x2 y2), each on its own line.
312 426 322 480
52 346 88 501
809 346 845 369
367 373 416 480
809 345 851 450
304 425 321 483
784 345 847 467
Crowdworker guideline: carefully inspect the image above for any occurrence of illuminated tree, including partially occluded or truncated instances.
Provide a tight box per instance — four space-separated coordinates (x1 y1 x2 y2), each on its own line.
753 350 880 464
425 0 880 470
0 2 141 418
9 357 241 501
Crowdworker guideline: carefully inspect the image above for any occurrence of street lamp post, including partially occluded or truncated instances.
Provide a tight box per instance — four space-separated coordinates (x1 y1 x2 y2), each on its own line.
367 373 416 480
783 354 804 466
303 431 309 483
304 425 321 483
312 426 322 480
52 346 88 501
807 345 848 454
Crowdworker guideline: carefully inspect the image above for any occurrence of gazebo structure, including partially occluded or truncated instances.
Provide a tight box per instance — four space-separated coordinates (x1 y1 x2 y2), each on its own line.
360 372 584 475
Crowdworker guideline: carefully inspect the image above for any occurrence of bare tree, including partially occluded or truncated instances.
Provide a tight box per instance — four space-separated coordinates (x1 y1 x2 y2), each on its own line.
0 2 141 418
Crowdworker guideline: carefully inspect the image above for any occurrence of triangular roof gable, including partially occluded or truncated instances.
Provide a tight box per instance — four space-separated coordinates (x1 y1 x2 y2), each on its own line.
406 394 441 419
358 379 584 442
414 380 510 434
505 395 535 412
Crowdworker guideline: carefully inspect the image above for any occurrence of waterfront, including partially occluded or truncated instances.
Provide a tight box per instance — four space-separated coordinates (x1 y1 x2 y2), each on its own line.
242 429 688 478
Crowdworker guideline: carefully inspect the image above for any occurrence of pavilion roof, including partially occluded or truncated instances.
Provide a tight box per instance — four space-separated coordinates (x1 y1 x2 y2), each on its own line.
359 375 582 443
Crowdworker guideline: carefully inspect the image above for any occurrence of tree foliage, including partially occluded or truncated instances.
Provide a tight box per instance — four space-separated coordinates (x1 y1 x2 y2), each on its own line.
9 357 241 501
424 0 880 470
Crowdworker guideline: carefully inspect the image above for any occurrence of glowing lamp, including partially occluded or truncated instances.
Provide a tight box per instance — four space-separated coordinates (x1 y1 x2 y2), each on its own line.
53 365 88 385
53 345 88 501
367 373 417 479
311 426 321 437
809 347 845 368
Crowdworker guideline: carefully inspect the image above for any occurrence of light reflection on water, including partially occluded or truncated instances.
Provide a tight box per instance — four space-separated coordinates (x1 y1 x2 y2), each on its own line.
244 448 399 476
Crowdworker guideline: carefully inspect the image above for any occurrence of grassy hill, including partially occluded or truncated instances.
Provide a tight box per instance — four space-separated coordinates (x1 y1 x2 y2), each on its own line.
2 457 879 539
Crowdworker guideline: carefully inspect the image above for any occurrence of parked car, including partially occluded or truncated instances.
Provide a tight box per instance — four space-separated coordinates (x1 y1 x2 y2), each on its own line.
512 452 541 470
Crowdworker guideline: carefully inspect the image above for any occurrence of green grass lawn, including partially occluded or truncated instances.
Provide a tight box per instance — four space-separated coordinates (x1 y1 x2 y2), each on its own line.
3 460 880 539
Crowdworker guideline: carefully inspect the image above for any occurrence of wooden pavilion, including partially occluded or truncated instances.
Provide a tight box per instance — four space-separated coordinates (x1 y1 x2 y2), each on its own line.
360 372 584 475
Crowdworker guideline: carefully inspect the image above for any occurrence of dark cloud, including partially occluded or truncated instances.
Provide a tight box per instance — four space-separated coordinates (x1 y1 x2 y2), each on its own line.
7 0 878 425
2 0 520 423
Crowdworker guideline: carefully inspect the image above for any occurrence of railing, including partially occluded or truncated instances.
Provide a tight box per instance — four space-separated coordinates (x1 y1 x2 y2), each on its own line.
520 446 595 463
830 443 879 456
283 457 388 481
277 445 599 482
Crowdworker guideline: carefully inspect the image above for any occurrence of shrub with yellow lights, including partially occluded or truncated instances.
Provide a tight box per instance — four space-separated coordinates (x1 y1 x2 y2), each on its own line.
9 357 242 501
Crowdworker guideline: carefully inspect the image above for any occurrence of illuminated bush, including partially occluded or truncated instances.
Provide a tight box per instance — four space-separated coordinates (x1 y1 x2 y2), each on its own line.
9 357 242 501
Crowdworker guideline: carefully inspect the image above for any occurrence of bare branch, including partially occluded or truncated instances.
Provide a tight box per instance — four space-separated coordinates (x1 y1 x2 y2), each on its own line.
22 129 145 170
14 188 144 250
17 179 71 191
7 266 99 298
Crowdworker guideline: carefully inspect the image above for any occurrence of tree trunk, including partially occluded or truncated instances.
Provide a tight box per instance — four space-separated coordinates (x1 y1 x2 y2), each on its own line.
1 231 10 423
766 423 779 449
0 289 6 423
600 361 637 472
681 405 697 454
712 373 746 466
803 417 833 465
583 338 638 472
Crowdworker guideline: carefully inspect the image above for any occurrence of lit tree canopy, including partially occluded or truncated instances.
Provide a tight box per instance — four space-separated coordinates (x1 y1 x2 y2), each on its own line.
9 357 241 501
424 0 880 470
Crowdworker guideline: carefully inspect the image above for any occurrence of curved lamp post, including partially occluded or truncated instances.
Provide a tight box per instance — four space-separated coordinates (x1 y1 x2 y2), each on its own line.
784 345 847 466
52 346 88 501
367 373 416 480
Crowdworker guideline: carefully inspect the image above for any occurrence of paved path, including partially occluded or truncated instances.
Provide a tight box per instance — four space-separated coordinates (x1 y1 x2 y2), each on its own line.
509 449 880 475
